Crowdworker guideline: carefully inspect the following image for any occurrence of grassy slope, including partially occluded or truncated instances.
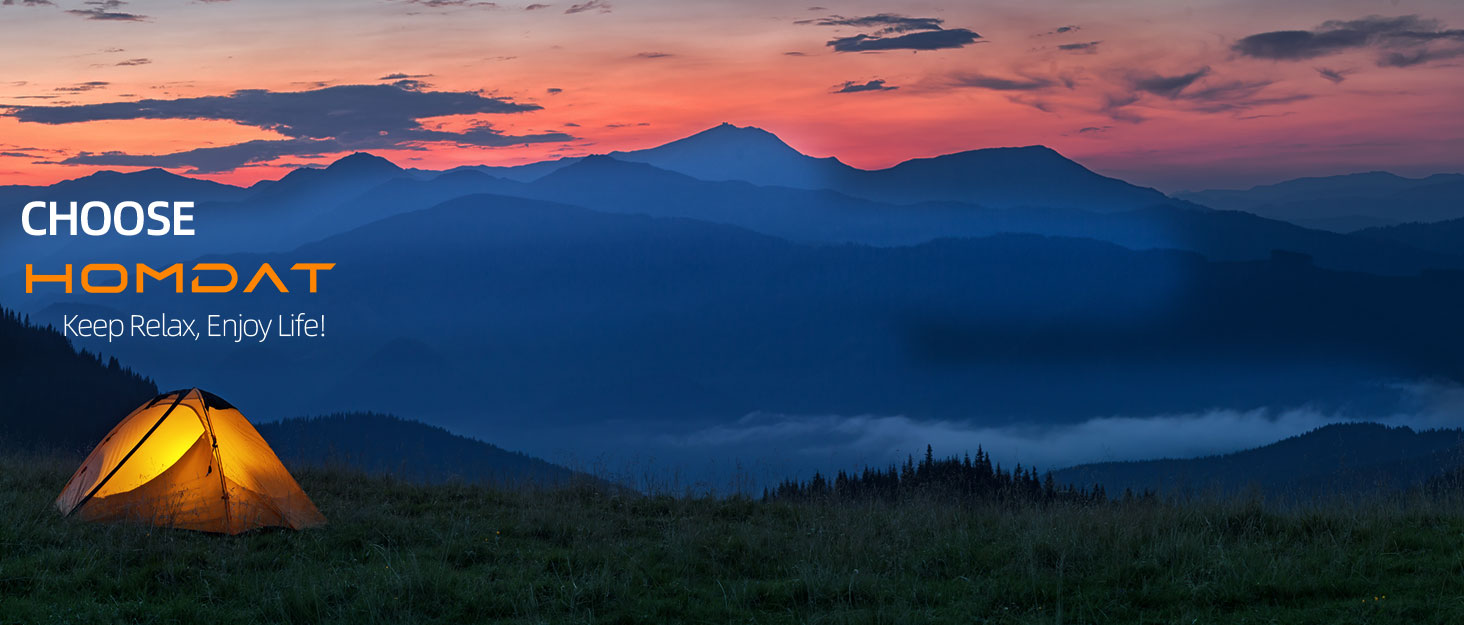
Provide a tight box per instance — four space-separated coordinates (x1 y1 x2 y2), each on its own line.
2 453 1461 624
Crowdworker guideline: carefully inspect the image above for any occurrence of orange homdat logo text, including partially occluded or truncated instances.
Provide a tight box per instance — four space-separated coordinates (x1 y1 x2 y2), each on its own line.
25 263 336 294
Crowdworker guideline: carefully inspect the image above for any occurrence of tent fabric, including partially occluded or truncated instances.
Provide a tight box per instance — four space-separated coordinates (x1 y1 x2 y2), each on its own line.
55 388 326 534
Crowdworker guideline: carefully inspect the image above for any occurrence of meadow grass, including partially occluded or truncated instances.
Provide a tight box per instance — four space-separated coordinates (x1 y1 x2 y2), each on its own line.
2 451 1462 624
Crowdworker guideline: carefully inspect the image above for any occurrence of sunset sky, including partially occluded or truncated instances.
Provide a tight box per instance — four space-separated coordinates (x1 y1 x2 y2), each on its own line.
1 0 1462 191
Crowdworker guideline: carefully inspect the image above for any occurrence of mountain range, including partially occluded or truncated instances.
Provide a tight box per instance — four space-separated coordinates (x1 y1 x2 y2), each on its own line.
6 123 1464 486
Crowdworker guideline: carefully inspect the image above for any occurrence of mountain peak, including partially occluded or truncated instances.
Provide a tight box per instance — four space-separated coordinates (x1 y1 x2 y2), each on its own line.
936 144 1068 163
883 145 1097 181
252 151 407 200
326 152 403 175
654 123 803 156
608 123 853 189
78 167 185 182
703 121 778 136
56 167 246 201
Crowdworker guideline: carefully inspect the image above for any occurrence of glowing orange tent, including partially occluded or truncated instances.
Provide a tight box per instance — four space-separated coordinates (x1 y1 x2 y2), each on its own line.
56 388 325 534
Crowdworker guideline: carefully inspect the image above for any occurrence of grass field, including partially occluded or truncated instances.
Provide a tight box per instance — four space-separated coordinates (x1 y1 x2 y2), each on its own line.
3 452 1463 624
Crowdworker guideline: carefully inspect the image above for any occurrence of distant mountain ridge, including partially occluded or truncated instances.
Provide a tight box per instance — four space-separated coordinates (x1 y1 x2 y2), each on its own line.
407 155 1464 274
1054 423 1464 498
1355 216 1464 256
1177 172 1464 232
257 412 602 487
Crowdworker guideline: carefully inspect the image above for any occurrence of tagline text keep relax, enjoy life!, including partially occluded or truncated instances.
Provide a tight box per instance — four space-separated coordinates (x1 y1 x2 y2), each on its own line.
62 313 326 343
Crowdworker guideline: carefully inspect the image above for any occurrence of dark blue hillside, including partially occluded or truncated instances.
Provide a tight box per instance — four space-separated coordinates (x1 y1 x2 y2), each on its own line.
1179 172 1464 231
257 412 603 487
1355 215 1464 256
0 305 158 451
1055 423 1464 498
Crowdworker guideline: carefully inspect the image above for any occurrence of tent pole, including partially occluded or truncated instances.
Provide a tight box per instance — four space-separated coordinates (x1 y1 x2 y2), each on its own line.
195 389 233 532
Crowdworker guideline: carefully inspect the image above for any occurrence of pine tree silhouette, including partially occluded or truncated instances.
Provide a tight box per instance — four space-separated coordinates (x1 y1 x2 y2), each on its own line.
764 444 1104 505
0 305 158 451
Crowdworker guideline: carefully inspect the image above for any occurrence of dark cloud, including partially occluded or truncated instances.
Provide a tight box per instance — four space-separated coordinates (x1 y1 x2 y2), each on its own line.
389 79 432 90
634 52 673 59
563 0 608 14
1181 79 1270 102
3 0 56 5
1315 67 1349 83
524 2 548 7
832 79 897 93
379 73 432 80
1236 111 1297 121
1233 15 1464 67
1005 94 1052 113
1180 83 1308 113
801 11 981 53
114 58 150 66
54 81 109 92
1110 68 1307 118
9 84 539 133
1076 126 1111 134
57 139 340 172
784 51 808 56
563 121 580 127
828 28 981 52
1058 41 1100 53
1099 92 1143 123
946 72 1057 91
66 0 145 20
405 0 498 7
5 84 573 173
797 13 944 35
1378 46 1464 67
1035 25 1080 37
545 87 562 94
1131 67 1210 98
